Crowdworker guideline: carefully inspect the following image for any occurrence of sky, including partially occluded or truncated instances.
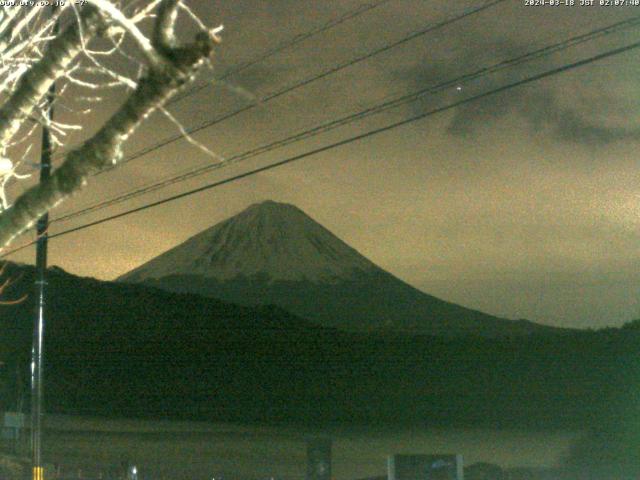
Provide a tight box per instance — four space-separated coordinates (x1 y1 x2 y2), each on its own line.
5 0 640 329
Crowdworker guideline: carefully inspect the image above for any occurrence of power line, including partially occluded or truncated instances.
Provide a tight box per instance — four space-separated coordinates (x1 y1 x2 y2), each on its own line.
93 0 508 177
3 35 638 258
0 0 509 257
52 14 640 225
46 0 393 166
48 0 511 219
168 0 393 106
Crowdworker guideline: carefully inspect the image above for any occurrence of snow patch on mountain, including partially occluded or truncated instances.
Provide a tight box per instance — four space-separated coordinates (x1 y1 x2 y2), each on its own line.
120 201 377 284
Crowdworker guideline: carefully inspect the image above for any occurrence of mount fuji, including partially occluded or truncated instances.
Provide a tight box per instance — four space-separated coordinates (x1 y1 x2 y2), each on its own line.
118 201 559 337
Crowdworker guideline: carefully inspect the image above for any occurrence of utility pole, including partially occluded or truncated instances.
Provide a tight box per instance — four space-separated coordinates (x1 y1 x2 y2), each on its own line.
31 7 58 480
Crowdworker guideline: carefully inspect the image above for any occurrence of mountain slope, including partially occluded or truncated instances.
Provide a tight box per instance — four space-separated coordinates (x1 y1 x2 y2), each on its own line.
119 201 560 337
122 200 377 283
0 262 631 428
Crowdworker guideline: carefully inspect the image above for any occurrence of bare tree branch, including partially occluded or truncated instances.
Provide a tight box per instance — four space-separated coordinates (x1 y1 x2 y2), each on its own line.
0 0 221 248
0 262 26 304
0 6 106 147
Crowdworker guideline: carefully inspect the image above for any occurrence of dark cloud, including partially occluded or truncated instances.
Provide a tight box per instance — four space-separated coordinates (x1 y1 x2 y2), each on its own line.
447 86 640 146
392 29 640 147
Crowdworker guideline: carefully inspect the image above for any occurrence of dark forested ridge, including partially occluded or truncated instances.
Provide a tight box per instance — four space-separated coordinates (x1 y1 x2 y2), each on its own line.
0 263 638 430
134 271 566 338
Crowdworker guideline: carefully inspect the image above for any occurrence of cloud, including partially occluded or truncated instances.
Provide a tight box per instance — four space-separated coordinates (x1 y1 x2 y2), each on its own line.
394 37 640 147
447 86 640 146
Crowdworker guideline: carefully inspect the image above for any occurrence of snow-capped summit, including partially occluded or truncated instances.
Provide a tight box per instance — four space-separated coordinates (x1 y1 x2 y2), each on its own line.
121 200 376 284
120 200 560 337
